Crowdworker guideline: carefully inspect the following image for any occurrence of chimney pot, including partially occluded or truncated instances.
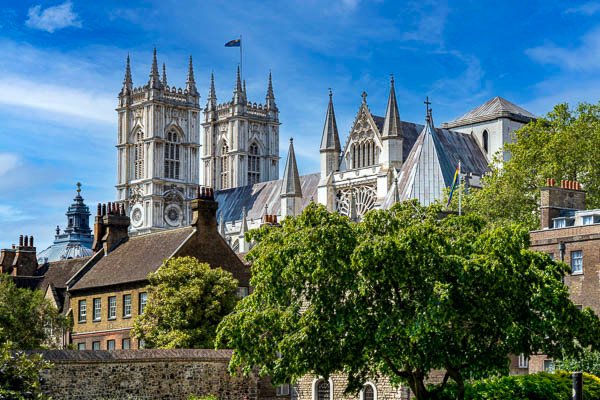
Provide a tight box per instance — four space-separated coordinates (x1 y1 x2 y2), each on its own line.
23 235 28 247
30 236 34 247
19 235 23 246
97 203 102 216
550 178 555 186
102 203 107 216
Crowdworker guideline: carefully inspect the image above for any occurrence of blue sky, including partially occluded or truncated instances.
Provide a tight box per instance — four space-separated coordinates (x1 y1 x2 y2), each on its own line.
0 0 599 249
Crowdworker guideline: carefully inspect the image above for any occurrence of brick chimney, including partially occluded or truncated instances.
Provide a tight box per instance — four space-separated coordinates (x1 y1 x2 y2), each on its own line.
92 202 130 255
540 178 586 229
0 235 38 276
191 186 218 231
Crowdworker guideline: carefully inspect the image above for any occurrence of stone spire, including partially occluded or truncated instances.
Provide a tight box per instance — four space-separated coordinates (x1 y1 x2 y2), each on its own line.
320 89 340 152
186 55 197 95
266 71 277 110
238 207 250 253
121 54 132 95
243 79 247 102
162 63 168 87
233 65 244 104
148 47 162 89
240 207 248 234
218 213 226 237
207 72 217 110
281 138 302 198
382 75 402 137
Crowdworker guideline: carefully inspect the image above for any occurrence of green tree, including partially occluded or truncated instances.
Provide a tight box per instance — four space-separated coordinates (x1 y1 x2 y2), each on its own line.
463 102 600 229
132 256 239 348
0 342 52 400
556 346 600 377
216 202 600 400
0 274 67 350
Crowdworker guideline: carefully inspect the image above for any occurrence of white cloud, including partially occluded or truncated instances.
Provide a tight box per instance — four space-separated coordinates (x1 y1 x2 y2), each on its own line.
0 204 32 223
0 76 114 124
26 1 82 33
565 2 600 15
0 153 20 176
526 26 600 71
401 0 449 46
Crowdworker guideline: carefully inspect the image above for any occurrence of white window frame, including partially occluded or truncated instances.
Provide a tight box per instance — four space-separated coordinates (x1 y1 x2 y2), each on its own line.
276 384 290 396
92 298 101 321
312 378 333 400
78 299 86 322
77 342 86 350
107 339 115 351
123 294 132 317
122 338 131 350
583 215 594 225
544 359 555 372
92 341 101 350
360 382 377 400
571 250 583 274
108 296 117 320
554 218 566 228
236 286 249 299
139 292 148 315
518 354 529 369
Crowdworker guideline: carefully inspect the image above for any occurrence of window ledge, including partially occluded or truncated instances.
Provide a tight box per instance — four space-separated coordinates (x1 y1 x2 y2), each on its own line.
571 271 584 276
78 320 86 324
123 315 132 319
108 317 116 321
92 319 101 323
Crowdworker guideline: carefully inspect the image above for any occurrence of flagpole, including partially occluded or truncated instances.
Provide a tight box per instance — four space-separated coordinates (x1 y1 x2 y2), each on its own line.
239 35 243 81
458 160 462 216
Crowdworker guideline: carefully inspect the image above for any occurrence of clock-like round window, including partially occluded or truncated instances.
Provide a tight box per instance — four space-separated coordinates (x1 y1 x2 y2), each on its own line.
164 204 183 227
131 205 144 228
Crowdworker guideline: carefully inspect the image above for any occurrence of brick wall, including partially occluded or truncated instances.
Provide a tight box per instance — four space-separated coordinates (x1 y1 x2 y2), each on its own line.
33 349 279 400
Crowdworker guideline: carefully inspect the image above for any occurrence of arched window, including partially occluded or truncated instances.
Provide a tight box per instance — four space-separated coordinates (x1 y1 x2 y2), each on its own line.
315 379 330 400
482 129 489 154
221 143 229 189
164 130 181 179
362 384 376 400
134 131 144 179
248 143 260 185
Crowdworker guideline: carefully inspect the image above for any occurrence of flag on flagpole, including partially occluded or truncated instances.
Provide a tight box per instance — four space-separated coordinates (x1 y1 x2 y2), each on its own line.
225 39 241 47
446 161 461 207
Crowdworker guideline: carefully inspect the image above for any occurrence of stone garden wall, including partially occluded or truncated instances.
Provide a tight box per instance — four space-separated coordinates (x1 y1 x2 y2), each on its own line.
32 349 276 400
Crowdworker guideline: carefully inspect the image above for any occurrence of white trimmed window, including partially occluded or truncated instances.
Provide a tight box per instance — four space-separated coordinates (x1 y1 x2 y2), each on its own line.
236 287 249 299
571 250 583 274
583 215 594 225
139 292 148 315
77 342 86 350
518 354 529 368
78 300 86 323
314 379 331 400
361 383 376 400
92 341 101 350
123 294 132 317
92 298 101 321
108 296 116 320
164 130 181 179
122 338 131 349
248 143 261 185
276 384 290 396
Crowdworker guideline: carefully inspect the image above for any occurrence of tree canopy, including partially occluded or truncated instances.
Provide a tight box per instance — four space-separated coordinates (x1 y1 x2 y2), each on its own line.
132 256 239 349
463 102 600 229
216 202 600 400
0 274 66 350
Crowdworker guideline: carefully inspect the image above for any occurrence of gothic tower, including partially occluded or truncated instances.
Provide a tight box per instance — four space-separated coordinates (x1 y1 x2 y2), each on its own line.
116 49 201 235
201 69 280 190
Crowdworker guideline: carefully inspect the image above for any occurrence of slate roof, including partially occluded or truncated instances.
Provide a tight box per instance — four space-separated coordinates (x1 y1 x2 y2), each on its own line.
215 173 320 223
442 96 536 128
70 227 194 291
38 257 91 293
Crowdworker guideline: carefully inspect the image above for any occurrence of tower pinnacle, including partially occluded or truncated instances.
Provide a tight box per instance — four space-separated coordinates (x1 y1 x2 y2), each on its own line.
121 54 133 95
207 72 217 110
149 47 162 89
382 74 402 137
266 71 276 110
162 63 168 87
186 55 197 95
233 65 244 104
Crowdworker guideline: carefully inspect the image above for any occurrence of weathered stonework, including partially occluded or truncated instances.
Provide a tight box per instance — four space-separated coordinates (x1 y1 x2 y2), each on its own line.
34 349 277 400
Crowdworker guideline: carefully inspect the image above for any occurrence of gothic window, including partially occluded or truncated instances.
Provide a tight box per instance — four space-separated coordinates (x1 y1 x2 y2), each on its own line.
336 185 377 219
350 140 378 169
248 143 260 185
482 129 489 154
316 379 330 400
164 130 181 179
362 384 376 400
221 142 229 189
134 131 144 180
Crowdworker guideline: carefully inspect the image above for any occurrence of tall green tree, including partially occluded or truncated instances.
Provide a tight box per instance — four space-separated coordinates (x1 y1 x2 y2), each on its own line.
464 102 600 229
216 202 600 400
132 256 239 349
0 343 52 400
0 274 66 349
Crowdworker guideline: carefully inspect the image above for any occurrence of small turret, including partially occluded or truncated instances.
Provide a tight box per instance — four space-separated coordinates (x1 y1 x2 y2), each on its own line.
186 55 197 96
265 71 277 112
162 63 168 87
148 47 162 89
233 65 244 105
320 89 341 178
380 74 403 170
281 138 303 218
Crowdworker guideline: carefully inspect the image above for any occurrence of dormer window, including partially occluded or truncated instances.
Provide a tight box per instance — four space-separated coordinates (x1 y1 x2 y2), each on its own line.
553 218 566 228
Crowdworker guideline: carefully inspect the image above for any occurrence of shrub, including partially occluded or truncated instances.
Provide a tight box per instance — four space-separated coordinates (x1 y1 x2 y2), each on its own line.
439 371 600 400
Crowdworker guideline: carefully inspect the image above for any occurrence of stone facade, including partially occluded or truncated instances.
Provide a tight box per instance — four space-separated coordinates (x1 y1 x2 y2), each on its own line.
34 349 279 400
116 49 202 235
